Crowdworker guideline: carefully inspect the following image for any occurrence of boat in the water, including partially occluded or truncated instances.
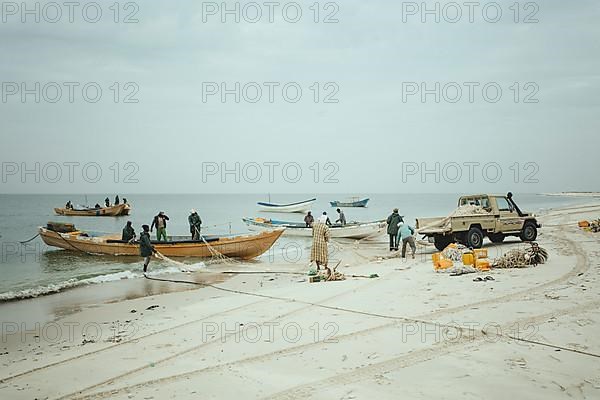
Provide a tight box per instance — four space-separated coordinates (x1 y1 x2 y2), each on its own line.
243 217 386 239
54 203 131 217
39 223 284 259
257 198 316 213
330 198 370 208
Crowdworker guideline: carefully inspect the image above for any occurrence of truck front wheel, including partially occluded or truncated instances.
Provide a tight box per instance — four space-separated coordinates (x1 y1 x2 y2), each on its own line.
434 235 453 251
520 222 538 242
466 227 484 249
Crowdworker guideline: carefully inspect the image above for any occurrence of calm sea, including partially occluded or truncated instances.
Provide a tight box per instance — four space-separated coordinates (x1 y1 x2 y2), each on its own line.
0 193 592 301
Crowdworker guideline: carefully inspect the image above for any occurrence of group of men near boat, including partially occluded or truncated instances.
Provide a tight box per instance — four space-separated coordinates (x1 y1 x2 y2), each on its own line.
120 209 203 274
64 195 128 210
303 208 346 227
125 206 415 276
305 207 415 278
386 208 417 259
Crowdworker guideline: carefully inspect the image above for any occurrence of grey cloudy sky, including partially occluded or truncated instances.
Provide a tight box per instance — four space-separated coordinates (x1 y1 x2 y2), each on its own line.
0 0 598 194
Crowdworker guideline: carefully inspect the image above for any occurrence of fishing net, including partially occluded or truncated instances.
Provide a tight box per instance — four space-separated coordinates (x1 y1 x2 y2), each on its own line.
441 244 468 262
492 242 549 268
200 235 241 265
418 205 490 233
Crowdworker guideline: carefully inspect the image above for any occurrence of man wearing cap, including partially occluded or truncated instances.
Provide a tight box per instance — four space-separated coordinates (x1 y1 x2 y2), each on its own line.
188 209 202 240
386 208 404 251
151 211 170 241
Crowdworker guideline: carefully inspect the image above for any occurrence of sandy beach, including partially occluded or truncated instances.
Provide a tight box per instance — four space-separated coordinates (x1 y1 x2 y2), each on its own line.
1 202 600 399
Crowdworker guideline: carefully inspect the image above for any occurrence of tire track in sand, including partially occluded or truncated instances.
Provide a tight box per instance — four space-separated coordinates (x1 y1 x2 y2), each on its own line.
67 229 593 400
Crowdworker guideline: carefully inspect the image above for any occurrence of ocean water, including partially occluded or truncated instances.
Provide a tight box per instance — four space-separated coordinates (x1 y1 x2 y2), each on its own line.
0 193 593 301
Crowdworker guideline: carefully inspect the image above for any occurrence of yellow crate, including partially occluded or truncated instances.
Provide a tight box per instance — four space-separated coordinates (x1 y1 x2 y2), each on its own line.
474 249 488 258
462 253 475 266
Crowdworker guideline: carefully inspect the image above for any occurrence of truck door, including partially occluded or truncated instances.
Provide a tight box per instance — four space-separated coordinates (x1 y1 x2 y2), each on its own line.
494 196 522 233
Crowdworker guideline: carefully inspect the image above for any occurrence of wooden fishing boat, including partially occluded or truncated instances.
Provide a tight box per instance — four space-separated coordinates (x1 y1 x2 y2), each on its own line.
243 217 386 239
39 223 284 259
329 198 369 208
54 203 131 217
257 198 316 213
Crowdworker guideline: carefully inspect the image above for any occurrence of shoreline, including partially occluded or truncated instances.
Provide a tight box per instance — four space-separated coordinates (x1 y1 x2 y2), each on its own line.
2 202 600 399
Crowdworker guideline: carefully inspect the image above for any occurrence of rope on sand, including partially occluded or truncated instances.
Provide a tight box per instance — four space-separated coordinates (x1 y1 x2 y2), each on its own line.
143 274 600 360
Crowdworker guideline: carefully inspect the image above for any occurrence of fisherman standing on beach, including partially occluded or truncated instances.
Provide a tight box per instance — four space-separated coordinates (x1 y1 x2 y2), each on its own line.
140 224 155 275
151 211 170 241
304 211 314 227
121 221 136 242
397 221 417 259
386 208 403 251
188 209 202 240
311 218 331 276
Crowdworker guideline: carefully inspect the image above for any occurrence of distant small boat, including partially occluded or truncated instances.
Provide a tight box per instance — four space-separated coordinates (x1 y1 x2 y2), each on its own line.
54 203 131 217
39 223 284 259
257 198 316 213
243 217 385 239
330 198 369 208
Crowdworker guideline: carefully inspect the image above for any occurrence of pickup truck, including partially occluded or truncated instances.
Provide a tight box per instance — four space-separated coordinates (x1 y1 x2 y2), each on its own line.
416 192 541 250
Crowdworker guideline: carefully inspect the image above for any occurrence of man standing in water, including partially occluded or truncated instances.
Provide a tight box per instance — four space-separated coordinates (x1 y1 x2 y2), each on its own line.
311 218 331 276
151 211 170 241
140 224 155 275
188 209 202 240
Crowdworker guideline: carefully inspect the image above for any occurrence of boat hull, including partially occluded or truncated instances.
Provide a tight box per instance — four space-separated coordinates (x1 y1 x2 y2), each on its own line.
54 204 131 217
257 198 316 213
243 218 385 239
330 198 369 208
39 227 284 260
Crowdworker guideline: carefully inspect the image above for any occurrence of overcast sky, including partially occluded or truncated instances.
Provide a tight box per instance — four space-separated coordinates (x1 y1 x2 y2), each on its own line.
1 0 598 194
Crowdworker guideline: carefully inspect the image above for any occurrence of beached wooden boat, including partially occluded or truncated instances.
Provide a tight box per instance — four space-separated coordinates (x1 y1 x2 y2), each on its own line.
39 224 284 259
54 203 131 217
257 198 316 213
243 217 386 239
329 198 369 208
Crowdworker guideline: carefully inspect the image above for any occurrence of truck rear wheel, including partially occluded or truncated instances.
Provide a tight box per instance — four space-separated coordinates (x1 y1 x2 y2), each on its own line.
520 222 538 242
434 235 453 251
466 227 484 249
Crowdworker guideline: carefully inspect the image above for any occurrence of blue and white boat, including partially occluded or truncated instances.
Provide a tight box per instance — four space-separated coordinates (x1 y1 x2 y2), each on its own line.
330 198 370 208
257 198 316 213
243 217 386 239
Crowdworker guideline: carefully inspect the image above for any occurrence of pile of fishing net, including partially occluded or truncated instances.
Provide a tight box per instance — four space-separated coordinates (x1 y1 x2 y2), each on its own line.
418 205 490 233
492 242 549 268
441 243 468 262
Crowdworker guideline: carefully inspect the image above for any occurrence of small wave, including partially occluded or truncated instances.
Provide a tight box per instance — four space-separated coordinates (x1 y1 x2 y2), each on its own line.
0 262 207 302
